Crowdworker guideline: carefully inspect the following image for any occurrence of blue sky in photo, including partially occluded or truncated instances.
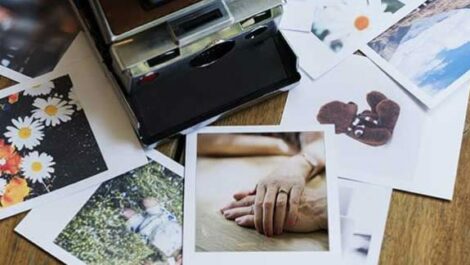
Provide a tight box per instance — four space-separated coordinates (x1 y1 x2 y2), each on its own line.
378 8 470 96
417 41 470 93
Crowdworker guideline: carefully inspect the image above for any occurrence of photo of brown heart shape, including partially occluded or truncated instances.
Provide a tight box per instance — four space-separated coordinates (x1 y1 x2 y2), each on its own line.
317 91 400 147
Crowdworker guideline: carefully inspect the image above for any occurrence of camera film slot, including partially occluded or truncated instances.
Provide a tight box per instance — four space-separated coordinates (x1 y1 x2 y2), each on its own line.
169 1 231 43
241 10 272 28
147 48 181 67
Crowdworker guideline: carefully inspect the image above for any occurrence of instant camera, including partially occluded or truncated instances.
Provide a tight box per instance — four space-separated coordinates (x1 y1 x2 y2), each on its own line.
72 0 301 146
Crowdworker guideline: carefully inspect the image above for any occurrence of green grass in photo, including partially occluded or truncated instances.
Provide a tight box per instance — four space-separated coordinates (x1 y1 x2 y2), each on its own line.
54 162 183 265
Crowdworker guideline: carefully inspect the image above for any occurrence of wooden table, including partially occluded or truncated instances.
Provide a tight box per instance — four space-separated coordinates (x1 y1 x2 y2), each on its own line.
0 75 469 264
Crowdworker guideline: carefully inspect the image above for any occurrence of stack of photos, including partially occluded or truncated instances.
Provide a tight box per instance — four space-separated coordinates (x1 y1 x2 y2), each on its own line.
363 0 470 107
0 0 92 82
183 126 342 264
15 151 185 265
16 153 393 265
282 54 470 199
280 0 418 78
6 0 470 265
0 57 148 218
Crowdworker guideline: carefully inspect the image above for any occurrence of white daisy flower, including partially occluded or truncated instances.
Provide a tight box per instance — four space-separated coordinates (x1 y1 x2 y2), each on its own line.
32 97 74 127
68 90 82 111
0 178 7 196
21 151 55 184
4 116 44 151
312 0 392 53
23 81 55 97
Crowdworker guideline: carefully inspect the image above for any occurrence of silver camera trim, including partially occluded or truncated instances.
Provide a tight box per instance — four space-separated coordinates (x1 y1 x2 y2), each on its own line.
88 0 218 43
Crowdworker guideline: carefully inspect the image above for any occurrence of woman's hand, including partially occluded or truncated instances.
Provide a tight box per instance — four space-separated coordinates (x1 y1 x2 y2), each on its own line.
223 155 314 237
220 186 328 234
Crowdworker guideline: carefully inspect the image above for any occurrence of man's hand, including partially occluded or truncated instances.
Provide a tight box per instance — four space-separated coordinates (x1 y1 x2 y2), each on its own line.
254 155 312 237
221 186 328 234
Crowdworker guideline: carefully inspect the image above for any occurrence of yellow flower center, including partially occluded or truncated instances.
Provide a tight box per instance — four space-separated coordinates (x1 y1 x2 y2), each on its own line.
18 127 32 139
45 105 58 116
31 162 43 172
354 15 370 31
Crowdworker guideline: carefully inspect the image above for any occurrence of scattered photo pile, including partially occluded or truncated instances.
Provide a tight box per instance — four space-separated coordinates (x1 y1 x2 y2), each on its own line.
4 0 470 264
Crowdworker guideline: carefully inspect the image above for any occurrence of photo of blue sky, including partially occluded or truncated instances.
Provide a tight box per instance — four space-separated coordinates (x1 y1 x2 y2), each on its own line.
368 1 470 96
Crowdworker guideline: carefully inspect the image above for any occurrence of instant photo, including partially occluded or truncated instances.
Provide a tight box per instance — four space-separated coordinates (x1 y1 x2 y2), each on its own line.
364 0 470 107
0 75 106 209
281 0 413 78
0 0 91 81
55 161 184 265
183 126 342 264
282 54 470 199
338 179 392 265
0 58 147 219
15 150 183 265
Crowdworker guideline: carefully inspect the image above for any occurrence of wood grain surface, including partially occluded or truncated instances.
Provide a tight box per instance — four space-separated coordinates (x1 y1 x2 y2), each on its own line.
0 75 469 265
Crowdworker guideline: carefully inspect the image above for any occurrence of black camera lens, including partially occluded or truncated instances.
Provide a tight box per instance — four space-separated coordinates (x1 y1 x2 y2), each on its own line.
140 0 172 10
190 40 235 68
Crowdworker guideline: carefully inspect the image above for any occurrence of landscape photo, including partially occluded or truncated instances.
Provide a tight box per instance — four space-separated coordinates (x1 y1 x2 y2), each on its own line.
368 0 470 96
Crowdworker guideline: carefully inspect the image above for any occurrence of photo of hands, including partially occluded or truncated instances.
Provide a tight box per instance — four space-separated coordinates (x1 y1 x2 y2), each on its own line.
183 126 342 264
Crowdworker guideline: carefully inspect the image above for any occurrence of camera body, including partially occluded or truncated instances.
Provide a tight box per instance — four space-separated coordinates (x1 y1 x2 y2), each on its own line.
72 0 301 145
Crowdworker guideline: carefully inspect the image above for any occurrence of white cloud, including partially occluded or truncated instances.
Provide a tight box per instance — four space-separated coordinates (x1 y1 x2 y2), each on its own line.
388 9 470 90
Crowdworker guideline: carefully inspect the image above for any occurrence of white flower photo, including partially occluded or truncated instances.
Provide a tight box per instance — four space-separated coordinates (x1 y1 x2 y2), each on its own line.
21 151 55 184
68 91 82 111
4 116 44 151
23 81 55 97
312 0 404 53
32 97 74 127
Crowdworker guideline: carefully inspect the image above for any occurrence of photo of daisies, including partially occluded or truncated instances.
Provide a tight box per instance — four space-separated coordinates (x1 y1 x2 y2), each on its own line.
311 0 405 53
0 75 107 208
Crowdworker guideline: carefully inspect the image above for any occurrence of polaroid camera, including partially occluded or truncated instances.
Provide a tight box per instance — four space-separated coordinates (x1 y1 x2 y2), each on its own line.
72 0 301 146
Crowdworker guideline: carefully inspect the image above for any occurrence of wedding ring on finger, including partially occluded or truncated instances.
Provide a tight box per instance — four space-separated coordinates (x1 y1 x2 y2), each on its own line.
278 187 290 195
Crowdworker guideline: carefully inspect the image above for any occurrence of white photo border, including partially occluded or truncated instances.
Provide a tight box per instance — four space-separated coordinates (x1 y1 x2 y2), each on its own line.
0 57 148 219
14 149 183 265
281 0 425 80
360 1 470 108
183 125 342 265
